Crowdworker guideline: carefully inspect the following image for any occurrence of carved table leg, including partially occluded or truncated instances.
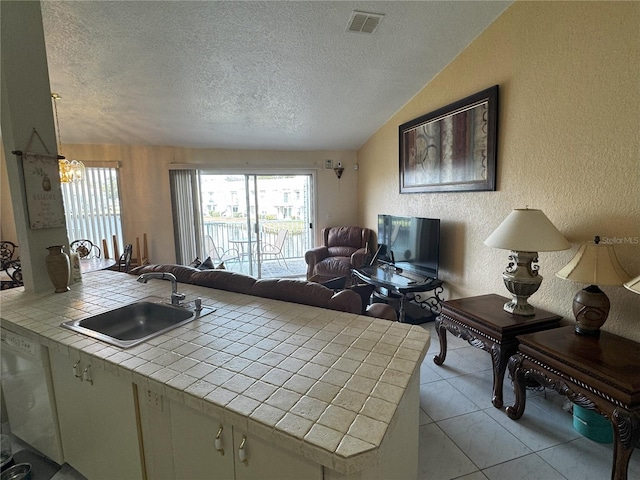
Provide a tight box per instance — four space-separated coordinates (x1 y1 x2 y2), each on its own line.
490 343 507 409
505 354 527 419
433 316 447 366
611 408 640 480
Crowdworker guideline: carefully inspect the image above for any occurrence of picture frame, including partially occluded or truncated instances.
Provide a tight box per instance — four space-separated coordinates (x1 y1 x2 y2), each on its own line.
399 85 498 194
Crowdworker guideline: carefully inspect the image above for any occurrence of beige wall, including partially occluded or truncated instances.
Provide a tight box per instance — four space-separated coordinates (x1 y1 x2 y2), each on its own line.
0 148 17 244
357 1 640 340
50 145 359 264
2 1 638 338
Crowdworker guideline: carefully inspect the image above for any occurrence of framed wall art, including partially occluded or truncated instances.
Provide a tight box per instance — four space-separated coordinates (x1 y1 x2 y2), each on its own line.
399 85 498 194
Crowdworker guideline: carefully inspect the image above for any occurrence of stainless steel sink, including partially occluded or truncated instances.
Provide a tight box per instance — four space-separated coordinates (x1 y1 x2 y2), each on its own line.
61 298 215 348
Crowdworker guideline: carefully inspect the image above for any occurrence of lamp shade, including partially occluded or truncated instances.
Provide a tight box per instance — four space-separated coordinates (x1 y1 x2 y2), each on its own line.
556 240 631 286
484 209 570 252
624 275 640 294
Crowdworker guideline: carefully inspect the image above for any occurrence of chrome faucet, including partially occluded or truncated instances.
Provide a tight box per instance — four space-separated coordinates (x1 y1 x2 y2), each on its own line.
137 272 186 306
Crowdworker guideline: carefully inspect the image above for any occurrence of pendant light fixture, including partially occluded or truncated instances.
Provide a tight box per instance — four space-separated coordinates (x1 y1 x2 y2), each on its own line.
51 93 85 183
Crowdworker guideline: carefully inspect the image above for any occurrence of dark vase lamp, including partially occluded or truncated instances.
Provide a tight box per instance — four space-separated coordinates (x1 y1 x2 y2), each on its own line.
556 236 631 336
484 208 570 316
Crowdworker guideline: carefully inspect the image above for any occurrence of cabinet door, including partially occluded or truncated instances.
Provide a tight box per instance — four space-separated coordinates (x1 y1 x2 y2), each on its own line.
170 401 235 480
49 350 143 480
233 428 322 480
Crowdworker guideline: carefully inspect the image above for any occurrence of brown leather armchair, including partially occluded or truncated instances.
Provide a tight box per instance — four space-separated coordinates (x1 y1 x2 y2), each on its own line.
305 226 373 280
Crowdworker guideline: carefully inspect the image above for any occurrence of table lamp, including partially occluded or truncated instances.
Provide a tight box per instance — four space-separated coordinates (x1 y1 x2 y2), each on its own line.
556 236 631 336
624 275 640 294
485 208 570 316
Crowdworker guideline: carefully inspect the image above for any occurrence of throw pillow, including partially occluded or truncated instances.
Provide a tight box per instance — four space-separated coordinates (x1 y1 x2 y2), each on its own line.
198 256 215 270
189 257 202 268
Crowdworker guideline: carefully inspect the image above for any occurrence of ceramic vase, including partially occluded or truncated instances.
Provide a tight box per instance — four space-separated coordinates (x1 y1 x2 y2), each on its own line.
45 245 70 293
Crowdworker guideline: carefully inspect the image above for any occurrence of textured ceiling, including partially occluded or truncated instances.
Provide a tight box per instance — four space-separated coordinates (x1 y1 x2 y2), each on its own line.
41 1 511 151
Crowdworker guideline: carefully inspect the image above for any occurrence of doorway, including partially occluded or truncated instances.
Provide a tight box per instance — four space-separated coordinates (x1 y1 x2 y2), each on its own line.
199 173 314 278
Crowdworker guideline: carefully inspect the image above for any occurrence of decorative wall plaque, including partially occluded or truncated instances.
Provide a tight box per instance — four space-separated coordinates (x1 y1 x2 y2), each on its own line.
23 152 66 229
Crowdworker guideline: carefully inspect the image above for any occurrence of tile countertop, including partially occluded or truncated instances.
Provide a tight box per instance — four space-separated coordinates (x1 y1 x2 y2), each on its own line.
0 271 430 474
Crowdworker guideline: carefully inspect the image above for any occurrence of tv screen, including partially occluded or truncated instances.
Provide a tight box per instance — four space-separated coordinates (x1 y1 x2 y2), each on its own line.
377 214 440 279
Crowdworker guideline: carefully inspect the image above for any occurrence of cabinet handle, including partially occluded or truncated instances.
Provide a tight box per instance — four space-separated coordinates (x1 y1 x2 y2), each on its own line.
214 426 224 456
73 360 82 379
83 365 93 385
238 435 248 465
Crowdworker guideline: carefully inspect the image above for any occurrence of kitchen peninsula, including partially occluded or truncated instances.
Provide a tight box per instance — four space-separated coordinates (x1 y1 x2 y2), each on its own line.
0 271 429 480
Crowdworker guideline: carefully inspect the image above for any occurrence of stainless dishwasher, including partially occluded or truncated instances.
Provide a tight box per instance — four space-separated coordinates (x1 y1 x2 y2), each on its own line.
0 327 64 464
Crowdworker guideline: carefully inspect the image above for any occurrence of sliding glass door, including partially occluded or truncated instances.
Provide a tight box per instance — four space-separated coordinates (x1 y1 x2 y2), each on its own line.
199 173 314 278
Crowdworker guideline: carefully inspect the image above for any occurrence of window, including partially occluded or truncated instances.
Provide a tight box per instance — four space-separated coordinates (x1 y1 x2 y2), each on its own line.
60 162 124 257
170 169 315 278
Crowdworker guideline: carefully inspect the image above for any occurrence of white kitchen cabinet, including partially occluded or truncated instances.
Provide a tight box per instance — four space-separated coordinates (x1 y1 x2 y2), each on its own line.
169 400 321 480
49 349 144 480
233 427 322 480
170 400 235 480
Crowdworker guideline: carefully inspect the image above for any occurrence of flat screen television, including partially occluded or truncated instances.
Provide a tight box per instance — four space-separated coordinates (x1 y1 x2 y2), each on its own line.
376 214 440 279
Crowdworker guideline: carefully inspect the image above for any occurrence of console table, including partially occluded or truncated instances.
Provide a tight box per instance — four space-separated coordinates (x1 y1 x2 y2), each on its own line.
434 294 563 408
351 266 443 323
506 326 640 480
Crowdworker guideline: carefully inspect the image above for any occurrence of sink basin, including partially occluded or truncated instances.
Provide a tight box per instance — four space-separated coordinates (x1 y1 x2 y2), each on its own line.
61 298 215 348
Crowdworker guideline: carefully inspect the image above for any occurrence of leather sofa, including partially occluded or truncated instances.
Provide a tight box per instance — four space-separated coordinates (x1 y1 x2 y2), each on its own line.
129 264 396 321
305 226 373 280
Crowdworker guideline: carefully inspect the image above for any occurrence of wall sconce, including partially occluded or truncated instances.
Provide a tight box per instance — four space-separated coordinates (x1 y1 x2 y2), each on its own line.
334 162 344 179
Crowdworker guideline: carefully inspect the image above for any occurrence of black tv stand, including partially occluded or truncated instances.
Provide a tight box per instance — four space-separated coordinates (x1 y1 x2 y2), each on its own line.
352 265 444 323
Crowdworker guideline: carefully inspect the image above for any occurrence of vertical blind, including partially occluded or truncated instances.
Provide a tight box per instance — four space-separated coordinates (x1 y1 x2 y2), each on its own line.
169 169 204 265
61 163 123 257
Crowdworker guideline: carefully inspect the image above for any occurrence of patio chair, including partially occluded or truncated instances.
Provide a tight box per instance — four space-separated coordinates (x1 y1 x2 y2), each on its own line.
261 229 288 270
70 239 101 258
206 235 240 269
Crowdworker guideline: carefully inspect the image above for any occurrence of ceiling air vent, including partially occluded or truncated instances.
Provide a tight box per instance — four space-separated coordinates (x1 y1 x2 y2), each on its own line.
346 11 384 34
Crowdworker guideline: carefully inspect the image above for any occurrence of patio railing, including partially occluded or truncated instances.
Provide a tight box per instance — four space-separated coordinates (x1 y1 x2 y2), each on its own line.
203 220 309 260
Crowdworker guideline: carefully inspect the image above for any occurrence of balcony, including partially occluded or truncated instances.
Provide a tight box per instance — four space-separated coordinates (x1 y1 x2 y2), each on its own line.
203 220 308 279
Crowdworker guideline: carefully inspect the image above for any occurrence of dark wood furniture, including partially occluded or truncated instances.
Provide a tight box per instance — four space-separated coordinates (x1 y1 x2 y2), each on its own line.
352 265 443 323
506 326 640 480
434 294 562 408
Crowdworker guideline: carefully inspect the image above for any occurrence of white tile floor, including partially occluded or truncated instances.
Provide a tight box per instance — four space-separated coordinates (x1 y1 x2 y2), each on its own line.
418 321 640 480
4 320 640 480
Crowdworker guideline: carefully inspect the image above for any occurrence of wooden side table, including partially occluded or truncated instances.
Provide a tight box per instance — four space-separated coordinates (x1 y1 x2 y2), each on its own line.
506 326 640 480
434 294 563 408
